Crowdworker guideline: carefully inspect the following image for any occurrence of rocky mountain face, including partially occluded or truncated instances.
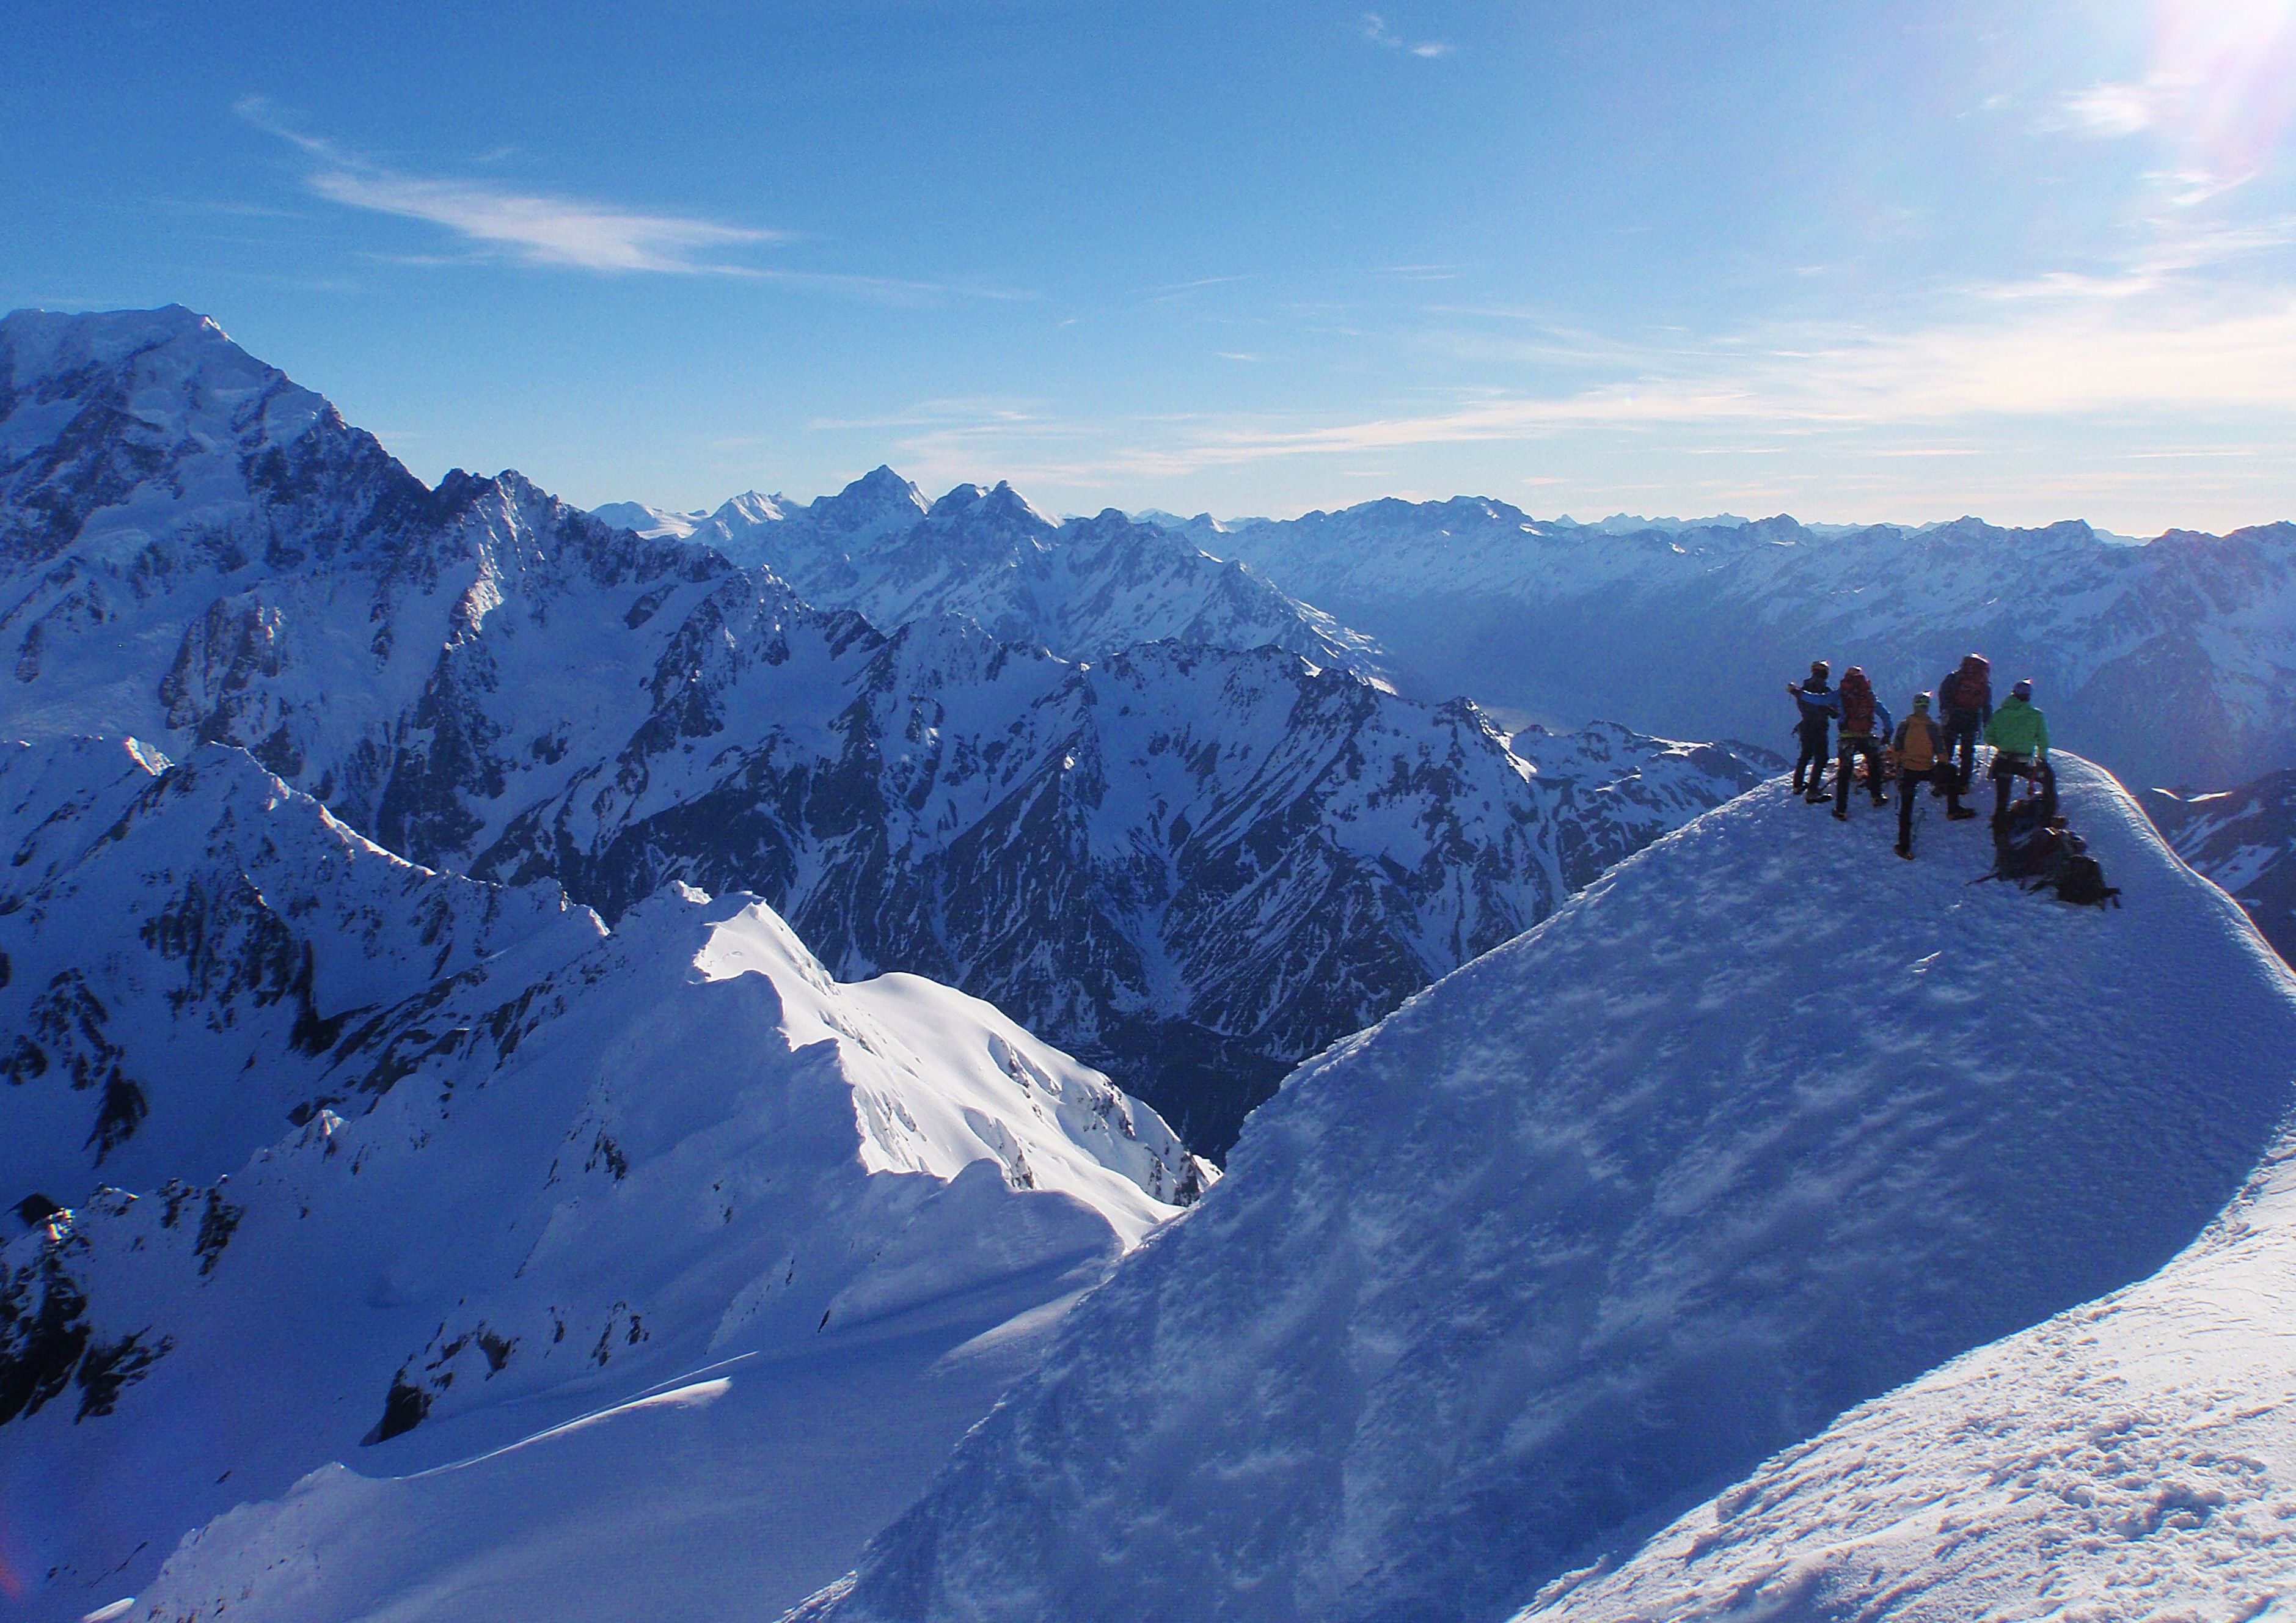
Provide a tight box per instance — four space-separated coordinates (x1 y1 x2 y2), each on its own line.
664 468 1392 682
0 309 1771 1156
801 759 2296 1623
0 735 1208 1621
0 736 605 1203
2144 769 2296 964
1152 500 2296 790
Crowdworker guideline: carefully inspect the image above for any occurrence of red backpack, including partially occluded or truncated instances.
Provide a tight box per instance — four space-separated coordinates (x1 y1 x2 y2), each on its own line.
1955 655 1991 711
1839 670 1876 735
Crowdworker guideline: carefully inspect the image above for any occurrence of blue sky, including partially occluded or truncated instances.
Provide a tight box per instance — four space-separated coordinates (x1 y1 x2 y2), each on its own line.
5 0 2292 531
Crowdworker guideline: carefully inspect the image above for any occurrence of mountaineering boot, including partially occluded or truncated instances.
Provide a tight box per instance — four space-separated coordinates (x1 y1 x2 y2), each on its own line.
1895 843 1913 859
1832 808 1848 821
1948 807 1977 821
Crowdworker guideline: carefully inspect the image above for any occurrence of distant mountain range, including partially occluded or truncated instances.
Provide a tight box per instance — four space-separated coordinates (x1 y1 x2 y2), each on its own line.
0 307 1767 1157
619 469 1392 683
1138 500 2296 792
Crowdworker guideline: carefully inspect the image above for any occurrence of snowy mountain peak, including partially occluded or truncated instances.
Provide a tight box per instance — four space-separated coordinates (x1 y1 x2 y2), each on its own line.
813 464 929 536
713 489 789 527
588 500 707 540
1 304 345 568
0 723 1212 1619
921 479 1055 537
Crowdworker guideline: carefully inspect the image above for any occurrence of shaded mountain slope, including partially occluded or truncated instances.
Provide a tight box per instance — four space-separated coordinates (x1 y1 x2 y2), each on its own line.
2145 768 2296 966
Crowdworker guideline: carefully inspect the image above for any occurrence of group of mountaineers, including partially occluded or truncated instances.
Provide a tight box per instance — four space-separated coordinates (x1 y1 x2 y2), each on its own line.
1786 653 2053 860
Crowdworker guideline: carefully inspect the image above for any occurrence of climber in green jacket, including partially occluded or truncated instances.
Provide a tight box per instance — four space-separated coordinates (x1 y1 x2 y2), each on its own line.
1983 680 2050 826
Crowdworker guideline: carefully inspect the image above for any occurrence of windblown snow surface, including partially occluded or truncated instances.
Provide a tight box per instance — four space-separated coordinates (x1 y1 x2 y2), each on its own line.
799 755 2296 1623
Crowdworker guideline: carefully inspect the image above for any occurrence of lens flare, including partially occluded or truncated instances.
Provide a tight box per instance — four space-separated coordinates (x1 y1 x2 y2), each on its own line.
2149 0 2296 182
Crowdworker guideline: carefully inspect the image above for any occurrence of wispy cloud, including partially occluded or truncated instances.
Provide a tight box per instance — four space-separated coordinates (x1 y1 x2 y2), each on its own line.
302 168 778 273
1360 13 1452 57
2058 77 2188 139
861 271 2296 497
237 97 777 274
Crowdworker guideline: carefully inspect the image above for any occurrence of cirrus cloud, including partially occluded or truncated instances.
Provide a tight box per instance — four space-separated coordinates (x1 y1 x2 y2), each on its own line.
236 96 780 275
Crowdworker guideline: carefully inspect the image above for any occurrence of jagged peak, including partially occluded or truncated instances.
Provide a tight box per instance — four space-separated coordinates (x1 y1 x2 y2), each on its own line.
924 478 1055 533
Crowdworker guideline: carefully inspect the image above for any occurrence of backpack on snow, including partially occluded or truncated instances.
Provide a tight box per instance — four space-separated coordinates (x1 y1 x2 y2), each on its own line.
1991 794 2120 907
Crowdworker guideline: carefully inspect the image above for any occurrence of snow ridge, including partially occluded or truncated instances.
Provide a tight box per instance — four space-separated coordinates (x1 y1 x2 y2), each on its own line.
799 757 2296 1623
0 735 1207 1619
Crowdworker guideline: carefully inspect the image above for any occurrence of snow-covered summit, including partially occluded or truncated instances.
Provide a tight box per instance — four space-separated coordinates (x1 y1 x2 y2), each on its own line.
0 304 338 570
588 500 708 540
800 756 2296 1623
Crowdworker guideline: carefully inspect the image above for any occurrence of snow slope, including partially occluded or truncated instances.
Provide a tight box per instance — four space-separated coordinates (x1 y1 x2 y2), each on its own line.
0 738 1208 1622
1518 1024 2296 1619
2145 770 2296 967
680 467 1391 681
799 755 2296 1623
1153 501 2296 789
588 500 706 540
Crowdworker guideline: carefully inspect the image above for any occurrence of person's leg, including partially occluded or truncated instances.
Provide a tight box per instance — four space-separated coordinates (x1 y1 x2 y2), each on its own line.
1951 717 1975 790
1793 731 1816 793
1898 769 1917 852
1993 756 2017 824
1864 738 1887 804
1834 743 1852 815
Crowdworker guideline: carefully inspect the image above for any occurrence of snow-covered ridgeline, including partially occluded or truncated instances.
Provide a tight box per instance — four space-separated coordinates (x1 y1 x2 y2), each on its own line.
0 736 605 1200
659 468 1392 684
0 738 1208 1621
1147 499 2296 791
799 757 2296 1623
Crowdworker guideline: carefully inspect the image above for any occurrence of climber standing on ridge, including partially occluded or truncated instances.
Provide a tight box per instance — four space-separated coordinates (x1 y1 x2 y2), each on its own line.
1937 653 1992 793
1786 660 1838 803
1888 693 1970 858
1832 666 1891 820
1984 678 2051 827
